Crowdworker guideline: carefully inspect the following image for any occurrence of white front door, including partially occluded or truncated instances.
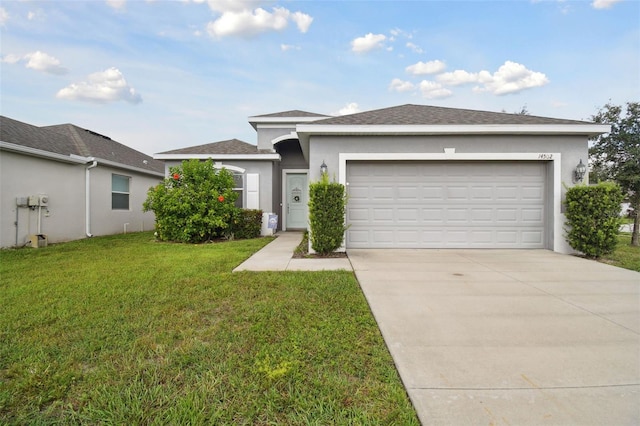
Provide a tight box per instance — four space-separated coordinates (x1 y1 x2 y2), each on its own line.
286 173 308 229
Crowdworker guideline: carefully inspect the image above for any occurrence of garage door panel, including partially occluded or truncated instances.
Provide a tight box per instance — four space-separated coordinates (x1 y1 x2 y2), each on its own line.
346 161 546 249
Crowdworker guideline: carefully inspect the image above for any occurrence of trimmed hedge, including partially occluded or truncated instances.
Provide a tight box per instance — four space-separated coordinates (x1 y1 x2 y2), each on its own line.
308 173 347 255
232 209 263 240
565 182 623 258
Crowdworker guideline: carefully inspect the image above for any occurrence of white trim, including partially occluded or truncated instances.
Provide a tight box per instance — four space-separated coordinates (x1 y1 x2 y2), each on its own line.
281 169 309 231
154 153 280 161
213 162 246 173
1 141 88 164
271 132 298 145
249 116 326 125
70 155 164 177
339 152 563 252
297 123 610 138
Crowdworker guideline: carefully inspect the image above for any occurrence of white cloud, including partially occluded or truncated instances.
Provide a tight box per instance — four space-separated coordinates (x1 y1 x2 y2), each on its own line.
106 0 126 10
436 69 483 86
406 60 446 75
198 0 258 13
56 67 142 104
206 6 312 38
336 102 360 115
419 80 452 99
25 51 68 75
435 61 548 95
474 61 549 95
2 51 69 75
406 42 423 54
0 7 8 26
389 78 415 92
291 11 313 33
592 0 622 9
351 33 387 53
281 44 300 51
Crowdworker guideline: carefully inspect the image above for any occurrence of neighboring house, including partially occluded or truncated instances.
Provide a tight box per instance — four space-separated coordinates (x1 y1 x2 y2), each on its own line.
155 104 610 253
0 116 164 248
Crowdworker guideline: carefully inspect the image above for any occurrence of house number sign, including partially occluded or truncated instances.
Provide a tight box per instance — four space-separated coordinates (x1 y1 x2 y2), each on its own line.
292 187 302 203
538 154 553 160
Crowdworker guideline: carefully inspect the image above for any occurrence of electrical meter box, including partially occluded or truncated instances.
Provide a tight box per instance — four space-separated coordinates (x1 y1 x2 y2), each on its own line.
28 195 39 207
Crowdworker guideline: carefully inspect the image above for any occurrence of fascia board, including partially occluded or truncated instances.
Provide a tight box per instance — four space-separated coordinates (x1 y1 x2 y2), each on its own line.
154 153 281 161
1 141 88 164
94 157 165 177
296 124 611 137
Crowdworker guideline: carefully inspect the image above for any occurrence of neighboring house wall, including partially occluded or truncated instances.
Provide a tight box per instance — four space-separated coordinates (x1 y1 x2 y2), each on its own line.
1 151 86 247
0 151 161 247
87 166 158 236
162 160 275 214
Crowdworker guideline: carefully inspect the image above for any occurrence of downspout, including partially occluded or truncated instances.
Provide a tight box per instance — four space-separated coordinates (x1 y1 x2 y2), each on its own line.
85 159 97 237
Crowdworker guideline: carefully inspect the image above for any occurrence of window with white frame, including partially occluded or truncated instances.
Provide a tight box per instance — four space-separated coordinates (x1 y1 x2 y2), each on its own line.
112 174 130 210
232 172 244 208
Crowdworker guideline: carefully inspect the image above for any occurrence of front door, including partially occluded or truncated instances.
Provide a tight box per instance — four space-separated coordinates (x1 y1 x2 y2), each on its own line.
286 173 308 229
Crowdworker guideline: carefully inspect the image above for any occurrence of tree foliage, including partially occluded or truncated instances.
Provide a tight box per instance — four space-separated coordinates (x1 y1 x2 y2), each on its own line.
589 102 640 246
143 159 239 243
565 183 624 258
308 173 348 255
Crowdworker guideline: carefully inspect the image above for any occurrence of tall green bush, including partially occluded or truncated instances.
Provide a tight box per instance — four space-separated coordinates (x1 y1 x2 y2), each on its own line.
564 182 623 258
308 173 348 255
143 159 239 243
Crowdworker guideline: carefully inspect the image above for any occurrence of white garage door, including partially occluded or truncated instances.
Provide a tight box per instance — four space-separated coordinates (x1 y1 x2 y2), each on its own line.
346 161 546 249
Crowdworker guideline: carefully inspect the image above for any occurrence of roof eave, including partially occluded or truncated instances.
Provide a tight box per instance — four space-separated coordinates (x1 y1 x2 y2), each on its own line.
153 153 281 161
248 116 328 130
296 124 611 143
0 141 88 164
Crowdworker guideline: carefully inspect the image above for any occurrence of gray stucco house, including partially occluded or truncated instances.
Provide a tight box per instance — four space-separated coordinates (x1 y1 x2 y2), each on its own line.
155 104 609 253
0 116 164 248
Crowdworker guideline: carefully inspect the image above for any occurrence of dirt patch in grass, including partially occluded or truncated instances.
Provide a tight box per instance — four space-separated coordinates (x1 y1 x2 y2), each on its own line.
292 231 348 259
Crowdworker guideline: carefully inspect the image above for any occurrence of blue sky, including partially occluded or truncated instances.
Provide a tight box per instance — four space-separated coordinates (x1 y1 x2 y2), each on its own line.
1 0 638 155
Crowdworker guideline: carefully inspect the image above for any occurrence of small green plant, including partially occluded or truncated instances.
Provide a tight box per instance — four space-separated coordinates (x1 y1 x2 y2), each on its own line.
143 159 238 243
232 209 263 239
308 173 348 255
565 182 624 258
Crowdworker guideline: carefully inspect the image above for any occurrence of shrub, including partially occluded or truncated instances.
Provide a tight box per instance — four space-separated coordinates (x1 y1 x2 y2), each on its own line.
143 159 239 243
308 173 348 255
232 209 263 240
565 182 624 258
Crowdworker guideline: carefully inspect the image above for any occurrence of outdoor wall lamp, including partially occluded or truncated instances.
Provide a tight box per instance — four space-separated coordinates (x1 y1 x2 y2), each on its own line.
320 160 328 175
574 159 587 183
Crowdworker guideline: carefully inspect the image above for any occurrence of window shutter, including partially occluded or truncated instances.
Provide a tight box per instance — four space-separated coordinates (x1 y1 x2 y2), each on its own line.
246 173 259 209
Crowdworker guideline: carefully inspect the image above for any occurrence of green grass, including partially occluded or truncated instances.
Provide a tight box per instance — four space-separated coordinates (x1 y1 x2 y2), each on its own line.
0 232 418 425
598 233 640 272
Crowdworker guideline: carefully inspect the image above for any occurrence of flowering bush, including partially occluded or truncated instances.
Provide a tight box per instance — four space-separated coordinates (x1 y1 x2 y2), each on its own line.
143 159 239 243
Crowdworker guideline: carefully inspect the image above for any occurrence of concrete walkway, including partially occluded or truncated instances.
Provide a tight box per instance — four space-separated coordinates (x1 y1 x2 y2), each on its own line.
350 249 640 425
233 232 353 272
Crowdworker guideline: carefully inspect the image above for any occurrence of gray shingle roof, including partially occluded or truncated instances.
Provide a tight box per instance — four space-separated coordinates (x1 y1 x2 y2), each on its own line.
252 110 329 118
310 104 592 126
157 139 270 155
1 116 164 174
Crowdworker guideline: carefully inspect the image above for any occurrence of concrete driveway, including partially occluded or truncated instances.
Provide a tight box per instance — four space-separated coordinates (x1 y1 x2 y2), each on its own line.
348 249 640 425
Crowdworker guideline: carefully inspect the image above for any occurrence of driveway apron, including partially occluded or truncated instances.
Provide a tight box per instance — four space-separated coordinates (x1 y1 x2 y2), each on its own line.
348 249 640 425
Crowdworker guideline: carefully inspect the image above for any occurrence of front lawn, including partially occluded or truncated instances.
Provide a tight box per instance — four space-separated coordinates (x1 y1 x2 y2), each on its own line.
598 232 640 272
1 233 418 425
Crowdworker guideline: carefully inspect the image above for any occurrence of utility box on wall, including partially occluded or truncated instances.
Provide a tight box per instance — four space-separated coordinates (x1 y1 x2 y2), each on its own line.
29 234 48 248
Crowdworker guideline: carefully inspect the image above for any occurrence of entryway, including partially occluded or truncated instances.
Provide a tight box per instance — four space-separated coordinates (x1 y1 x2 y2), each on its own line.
284 172 308 230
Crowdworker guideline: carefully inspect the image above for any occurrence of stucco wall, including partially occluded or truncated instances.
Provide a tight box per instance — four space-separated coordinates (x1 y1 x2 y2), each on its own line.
0 151 161 248
87 166 160 237
1 151 86 247
256 126 296 150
